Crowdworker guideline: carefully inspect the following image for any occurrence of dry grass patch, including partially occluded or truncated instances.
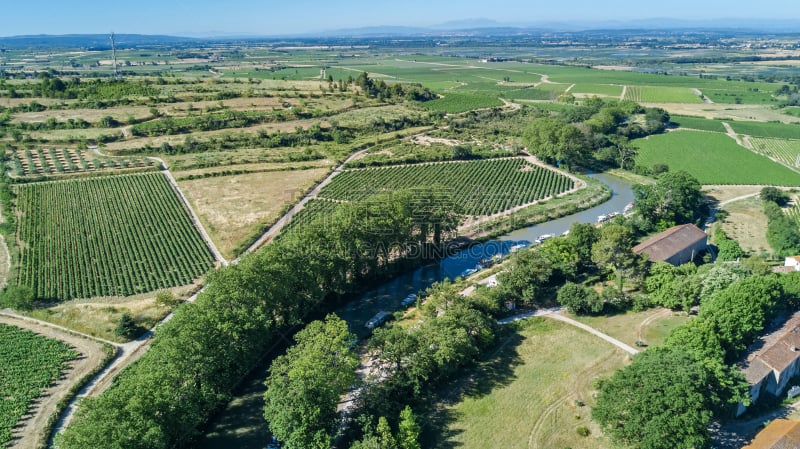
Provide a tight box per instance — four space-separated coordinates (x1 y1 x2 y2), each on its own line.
23 287 192 342
435 318 628 449
659 103 800 123
719 196 772 255
569 308 687 348
178 168 330 258
703 185 763 204
12 105 152 124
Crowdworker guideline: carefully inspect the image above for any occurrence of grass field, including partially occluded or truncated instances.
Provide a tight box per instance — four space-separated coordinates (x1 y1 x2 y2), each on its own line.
427 318 627 449
423 92 504 113
318 159 575 216
570 308 688 349
670 115 727 133
0 323 79 446
179 168 330 258
720 196 772 255
569 84 624 97
634 131 800 185
16 173 215 300
728 120 800 139
624 86 702 103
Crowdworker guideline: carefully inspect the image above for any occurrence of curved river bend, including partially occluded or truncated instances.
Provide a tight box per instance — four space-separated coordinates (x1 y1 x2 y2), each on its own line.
199 173 634 448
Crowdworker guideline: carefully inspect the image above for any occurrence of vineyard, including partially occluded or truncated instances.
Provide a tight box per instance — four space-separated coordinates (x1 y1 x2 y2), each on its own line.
318 158 575 216
623 86 702 103
16 172 214 300
7 147 157 178
0 323 79 447
749 137 800 169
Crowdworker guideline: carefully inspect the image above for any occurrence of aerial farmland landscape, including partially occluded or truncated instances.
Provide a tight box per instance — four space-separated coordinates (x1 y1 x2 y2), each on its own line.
7 1 800 449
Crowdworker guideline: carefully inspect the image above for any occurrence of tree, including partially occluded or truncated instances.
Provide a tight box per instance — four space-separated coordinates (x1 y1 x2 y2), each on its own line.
114 313 138 339
591 224 638 291
397 406 421 449
556 282 603 315
592 347 715 449
0 285 35 311
567 222 600 267
497 250 553 305
264 315 358 449
522 117 587 166
761 186 789 206
633 171 704 231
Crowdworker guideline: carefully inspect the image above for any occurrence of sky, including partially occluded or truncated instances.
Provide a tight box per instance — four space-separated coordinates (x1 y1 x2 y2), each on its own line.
4 0 800 37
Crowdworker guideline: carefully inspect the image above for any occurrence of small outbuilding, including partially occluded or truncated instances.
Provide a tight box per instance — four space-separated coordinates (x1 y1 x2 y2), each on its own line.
743 419 800 449
632 224 707 266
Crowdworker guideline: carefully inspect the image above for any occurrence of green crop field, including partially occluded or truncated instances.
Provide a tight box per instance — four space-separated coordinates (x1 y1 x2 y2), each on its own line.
16 173 215 300
318 158 574 216
727 120 800 139
624 86 702 103
569 84 624 97
634 131 800 185
422 92 504 113
0 323 79 446
670 115 727 133
749 137 800 168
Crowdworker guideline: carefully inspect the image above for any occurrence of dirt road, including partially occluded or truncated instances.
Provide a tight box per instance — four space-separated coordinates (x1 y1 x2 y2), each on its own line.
0 313 110 449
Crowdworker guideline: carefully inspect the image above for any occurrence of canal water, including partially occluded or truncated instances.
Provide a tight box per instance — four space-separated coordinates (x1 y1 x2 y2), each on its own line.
198 172 635 448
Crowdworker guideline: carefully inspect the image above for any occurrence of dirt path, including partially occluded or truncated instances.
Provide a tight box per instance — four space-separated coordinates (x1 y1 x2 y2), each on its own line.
692 88 714 104
239 149 368 256
496 308 639 355
0 313 109 449
723 122 749 148
636 308 672 342
564 83 575 93
620 85 628 101
720 192 760 207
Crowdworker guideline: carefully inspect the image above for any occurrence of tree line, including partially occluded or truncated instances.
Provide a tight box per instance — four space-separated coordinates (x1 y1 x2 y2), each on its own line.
56 188 461 449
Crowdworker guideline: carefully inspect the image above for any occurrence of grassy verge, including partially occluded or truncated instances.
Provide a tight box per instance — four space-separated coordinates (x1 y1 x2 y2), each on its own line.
422 318 628 449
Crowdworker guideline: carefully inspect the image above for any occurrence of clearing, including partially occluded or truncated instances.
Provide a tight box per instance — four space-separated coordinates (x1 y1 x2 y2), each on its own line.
178 167 331 259
428 318 628 449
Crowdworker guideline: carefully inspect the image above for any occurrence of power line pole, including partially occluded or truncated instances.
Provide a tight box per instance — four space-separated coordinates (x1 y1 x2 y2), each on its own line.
110 32 119 79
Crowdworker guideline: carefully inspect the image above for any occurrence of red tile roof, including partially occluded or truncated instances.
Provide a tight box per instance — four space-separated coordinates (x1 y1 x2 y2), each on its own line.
743 419 800 449
632 224 706 262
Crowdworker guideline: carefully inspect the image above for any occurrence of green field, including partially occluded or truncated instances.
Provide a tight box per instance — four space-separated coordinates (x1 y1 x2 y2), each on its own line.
569 84 624 97
670 115 727 133
0 323 79 446
429 319 624 449
423 92 504 113
16 173 215 300
623 86 702 103
634 131 800 185
749 137 800 169
727 120 800 139
318 158 575 216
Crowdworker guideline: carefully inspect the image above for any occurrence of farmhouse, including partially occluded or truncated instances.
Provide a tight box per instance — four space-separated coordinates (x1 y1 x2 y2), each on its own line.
737 311 800 417
632 224 707 266
783 256 800 271
743 419 800 449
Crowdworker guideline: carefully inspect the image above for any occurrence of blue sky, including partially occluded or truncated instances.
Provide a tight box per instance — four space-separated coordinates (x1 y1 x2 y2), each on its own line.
4 0 800 36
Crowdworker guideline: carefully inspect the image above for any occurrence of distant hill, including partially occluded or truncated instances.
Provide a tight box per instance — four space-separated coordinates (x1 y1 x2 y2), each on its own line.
0 34 199 49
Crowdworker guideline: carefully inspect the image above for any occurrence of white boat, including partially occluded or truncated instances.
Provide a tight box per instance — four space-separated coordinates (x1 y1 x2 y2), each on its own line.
365 311 391 330
623 202 634 213
460 267 479 277
597 214 609 223
561 229 570 236
509 242 530 252
400 294 417 308
534 234 554 244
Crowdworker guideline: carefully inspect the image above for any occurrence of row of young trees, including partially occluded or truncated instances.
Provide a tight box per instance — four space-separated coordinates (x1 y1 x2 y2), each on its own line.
57 188 461 449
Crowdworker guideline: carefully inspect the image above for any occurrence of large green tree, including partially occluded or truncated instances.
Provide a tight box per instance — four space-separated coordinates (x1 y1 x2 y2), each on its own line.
633 170 704 231
522 117 587 166
591 224 638 290
593 347 715 449
497 249 553 305
264 315 358 449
